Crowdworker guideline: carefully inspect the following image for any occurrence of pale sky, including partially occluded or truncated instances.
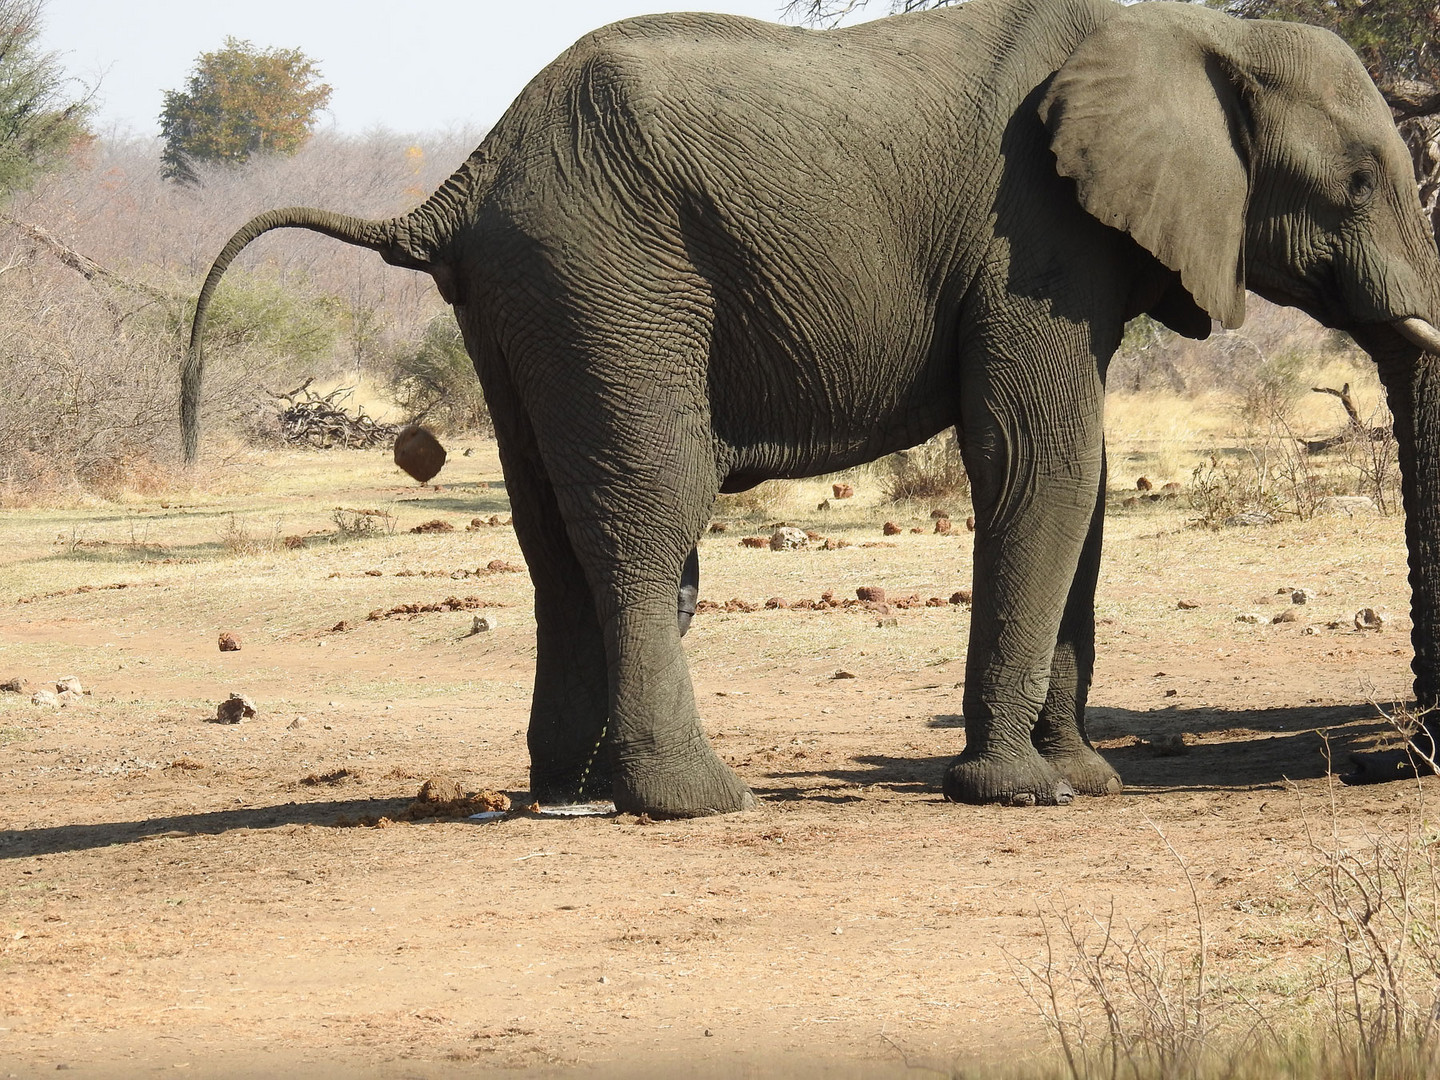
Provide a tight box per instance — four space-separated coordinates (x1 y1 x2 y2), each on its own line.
40 0 839 138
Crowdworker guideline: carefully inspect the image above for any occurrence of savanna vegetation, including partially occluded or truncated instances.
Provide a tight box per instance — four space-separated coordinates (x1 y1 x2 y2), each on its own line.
2 2 1440 1078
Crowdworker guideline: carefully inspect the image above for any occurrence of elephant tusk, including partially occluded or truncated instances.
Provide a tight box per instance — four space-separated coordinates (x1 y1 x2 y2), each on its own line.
1397 317 1440 354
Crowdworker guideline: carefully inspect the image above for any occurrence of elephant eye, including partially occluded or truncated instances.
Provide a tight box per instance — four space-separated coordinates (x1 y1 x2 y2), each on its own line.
1347 167 1376 206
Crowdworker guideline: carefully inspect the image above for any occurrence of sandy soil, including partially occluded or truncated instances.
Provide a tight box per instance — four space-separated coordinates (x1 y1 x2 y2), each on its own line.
0 445 1429 1078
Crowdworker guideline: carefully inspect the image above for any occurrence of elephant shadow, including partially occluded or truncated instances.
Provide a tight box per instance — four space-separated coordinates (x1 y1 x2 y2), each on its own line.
753 703 1396 801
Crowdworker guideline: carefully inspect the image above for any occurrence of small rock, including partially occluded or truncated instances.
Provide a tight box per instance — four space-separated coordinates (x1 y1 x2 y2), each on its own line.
764 596 789 609
708 521 729 533
1355 608 1385 631
910 526 923 533
283 535 307 549
876 617 899 628
1320 495 1377 516
950 590 972 605
816 499 830 511
856 586 886 603
470 615 497 634
218 631 241 652
1122 496 1139 509
965 515 976 531
1177 598 1200 610
1291 589 1316 604
1272 609 1298 624
31 689 58 708
930 509 950 519
0 677 26 693
1224 510 1275 527
56 689 83 707
770 527 809 551
934 518 953 534
1136 477 1153 491
330 620 352 633
740 536 769 548
288 716 306 730
832 483 854 499
1302 626 1318 636
1235 613 1263 624
821 538 851 550
832 670 857 680
882 521 902 536
1144 733 1189 756
55 676 82 695
216 693 257 724
1162 482 1182 494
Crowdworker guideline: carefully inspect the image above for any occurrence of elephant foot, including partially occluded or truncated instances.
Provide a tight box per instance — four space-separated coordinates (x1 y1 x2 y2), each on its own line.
1040 746 1123 796
531 766 615 805
614 737 757 818
943 750 1075 806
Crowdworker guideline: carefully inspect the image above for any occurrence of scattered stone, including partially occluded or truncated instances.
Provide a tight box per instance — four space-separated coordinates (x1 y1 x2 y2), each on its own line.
215 693 257 724
364 569 383 577
832 483 854 499
55 676 82 696
950 590 973 605
470 615 497 634
0 677 26 693
821 538 851 550
764 597 789 609
56 689 83 707
368 596 499 621
166 757 205 771
409 519 455 534
31 689 58 708
1235 613 1263 624
770 527 809 551
708 521 729 533
816 499 830 511
925 596 947 607
288 716 306 730
302 767 358 786
1354 608 1385 630
1320 495 1377 515
1224 510 1275 527
740 536 769 548
218 631 241 652
1136 477 1153 491
882 521 902 536
1291 589 1317 604
1272 609 1298 624
1177 598 1201 610
934 518 953 534
1142 733 1189 756
856 586 886 603
832 670 857 679
394 424 447 483
330 620 353 633
910 526 923 533
965 516 976 531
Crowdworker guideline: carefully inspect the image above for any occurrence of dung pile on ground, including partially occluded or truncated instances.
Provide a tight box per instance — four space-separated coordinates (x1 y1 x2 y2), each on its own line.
397 779 512 822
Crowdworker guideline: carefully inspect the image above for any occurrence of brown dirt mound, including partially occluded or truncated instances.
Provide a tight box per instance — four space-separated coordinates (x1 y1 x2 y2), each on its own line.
409 519 455 534
366 596 501 621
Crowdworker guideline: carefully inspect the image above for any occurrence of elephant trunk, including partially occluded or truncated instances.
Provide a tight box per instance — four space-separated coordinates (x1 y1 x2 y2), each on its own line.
180 147 492 464
1371 324 1440 710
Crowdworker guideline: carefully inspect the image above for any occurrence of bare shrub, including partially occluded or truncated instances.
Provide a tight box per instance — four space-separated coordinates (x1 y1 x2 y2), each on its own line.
220 514 279 556
332 507 394 539
389 315 490 433
884 429 969 503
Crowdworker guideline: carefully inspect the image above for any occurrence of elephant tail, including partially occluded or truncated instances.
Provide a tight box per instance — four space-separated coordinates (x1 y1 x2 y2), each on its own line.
181 147 492 464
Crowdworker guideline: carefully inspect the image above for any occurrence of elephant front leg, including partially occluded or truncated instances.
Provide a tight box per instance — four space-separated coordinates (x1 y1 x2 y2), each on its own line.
1030 450 1122 796
943 330 1107 806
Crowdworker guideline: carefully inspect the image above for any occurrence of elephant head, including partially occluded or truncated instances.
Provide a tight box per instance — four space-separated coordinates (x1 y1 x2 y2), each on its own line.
1042 2 1440 715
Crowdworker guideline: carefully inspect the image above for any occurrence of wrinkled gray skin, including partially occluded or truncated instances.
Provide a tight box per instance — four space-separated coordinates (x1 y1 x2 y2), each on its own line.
183 0 1440 816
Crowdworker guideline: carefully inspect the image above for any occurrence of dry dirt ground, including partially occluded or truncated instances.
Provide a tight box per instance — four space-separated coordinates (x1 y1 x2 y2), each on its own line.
0 442 1430 1078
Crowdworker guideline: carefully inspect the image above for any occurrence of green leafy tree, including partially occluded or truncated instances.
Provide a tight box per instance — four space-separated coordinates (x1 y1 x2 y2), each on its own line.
0 0 91 199
159 37 332 184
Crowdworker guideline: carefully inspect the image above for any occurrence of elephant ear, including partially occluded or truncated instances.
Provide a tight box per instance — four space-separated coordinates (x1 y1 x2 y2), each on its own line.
1040 3 1254 331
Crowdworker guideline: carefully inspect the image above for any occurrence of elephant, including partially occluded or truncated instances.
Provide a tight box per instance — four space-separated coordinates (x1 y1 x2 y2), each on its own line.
182 0 1440 816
